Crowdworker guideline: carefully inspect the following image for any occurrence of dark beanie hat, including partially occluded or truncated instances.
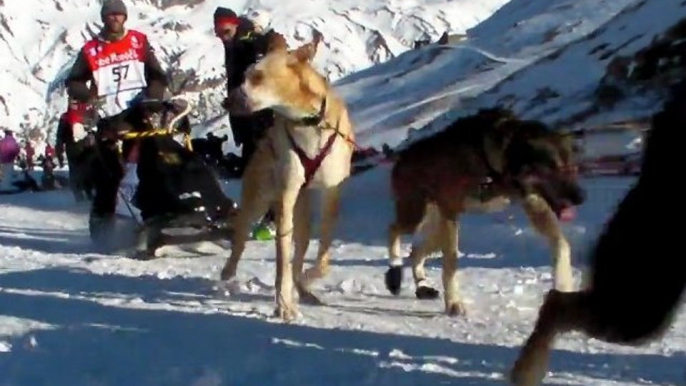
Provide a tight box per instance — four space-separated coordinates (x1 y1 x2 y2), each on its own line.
101 0 127 18
214 7 238 23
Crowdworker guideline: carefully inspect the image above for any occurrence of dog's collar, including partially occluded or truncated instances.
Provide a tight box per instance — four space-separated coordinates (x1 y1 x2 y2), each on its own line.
298 97 327 127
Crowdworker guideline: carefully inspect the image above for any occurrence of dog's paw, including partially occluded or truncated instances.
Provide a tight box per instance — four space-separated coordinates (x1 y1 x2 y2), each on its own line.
415 286 440 300
385 266 403 295
509 345 550 386
296 282 325 306
274 304 299 322
446 301 467 317
509 307 556 385
211 279 242 297
219 265 236 281
299 290 325 306
302 263 329 284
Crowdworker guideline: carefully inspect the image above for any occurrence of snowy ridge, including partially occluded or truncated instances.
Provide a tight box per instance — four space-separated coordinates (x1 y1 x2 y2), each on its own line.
338 0 686 150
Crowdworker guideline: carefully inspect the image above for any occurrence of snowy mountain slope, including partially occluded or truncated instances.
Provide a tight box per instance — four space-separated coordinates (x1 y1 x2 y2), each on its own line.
2 171 686 386
338 0 686 150
472 0 686 128
0 0 510 143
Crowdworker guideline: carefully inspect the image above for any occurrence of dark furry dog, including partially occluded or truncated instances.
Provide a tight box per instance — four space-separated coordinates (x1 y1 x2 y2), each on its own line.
509 86 685 386
385 108 586 315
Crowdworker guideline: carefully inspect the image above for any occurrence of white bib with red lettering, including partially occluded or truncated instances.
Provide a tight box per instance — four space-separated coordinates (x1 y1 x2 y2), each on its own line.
84 31 149 117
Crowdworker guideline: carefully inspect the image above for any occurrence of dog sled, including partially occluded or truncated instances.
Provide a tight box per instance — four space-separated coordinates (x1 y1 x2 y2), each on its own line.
95 96 238 258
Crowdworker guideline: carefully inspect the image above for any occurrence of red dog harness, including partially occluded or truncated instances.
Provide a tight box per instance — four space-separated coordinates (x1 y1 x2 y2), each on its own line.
287 131 337 188
286 98 338 188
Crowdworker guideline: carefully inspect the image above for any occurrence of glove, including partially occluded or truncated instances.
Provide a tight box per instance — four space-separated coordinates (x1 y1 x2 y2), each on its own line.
72 123 88 142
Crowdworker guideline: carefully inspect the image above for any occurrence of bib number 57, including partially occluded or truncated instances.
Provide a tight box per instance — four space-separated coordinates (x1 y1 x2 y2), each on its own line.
112 64 130 83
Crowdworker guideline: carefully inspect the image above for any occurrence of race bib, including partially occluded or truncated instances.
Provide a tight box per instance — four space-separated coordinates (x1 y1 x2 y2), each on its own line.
84 31 149 118
93 59 147 117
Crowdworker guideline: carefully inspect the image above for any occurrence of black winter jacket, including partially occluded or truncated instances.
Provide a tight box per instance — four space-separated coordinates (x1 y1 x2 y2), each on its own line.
223 19 278 93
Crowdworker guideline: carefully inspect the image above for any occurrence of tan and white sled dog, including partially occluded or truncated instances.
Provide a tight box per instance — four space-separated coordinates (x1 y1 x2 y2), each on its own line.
220 34 356 321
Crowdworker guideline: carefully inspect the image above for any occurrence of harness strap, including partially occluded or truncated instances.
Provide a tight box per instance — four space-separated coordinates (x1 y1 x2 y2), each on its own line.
183 134 193 151
286 130 337 188
299 98 327 126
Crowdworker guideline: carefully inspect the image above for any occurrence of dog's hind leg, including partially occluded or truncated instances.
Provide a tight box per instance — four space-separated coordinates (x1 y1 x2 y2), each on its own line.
385 194 427 295
302 186 340 291
292 189 322 305
410 203 442 300
437 207 466 316
522 194 574 292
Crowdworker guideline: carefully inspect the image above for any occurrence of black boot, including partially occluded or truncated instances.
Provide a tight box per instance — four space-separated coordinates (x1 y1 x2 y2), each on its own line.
89 213 115 246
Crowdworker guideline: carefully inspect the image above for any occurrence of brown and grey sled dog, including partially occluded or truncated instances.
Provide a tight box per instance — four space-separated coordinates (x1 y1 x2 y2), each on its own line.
509 88 685 386
385 108 586 316
219 34 356 321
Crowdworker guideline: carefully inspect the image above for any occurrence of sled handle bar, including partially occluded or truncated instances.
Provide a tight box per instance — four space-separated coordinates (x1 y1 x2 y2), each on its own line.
134 95 193 134
166 95 192 134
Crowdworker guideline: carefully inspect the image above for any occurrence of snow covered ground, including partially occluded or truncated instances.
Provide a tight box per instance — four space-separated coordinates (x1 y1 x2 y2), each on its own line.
1 169 685 386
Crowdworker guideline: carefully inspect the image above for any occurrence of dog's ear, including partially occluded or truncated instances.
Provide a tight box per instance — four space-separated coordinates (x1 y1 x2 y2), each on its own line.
289 30 322 63
289 43 317 64
267 33 289 53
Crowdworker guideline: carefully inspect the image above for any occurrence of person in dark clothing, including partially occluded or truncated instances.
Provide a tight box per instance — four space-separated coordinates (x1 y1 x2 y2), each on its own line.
55 99 97 202
214 7 280 173
64 0 169 241
214 7 280 236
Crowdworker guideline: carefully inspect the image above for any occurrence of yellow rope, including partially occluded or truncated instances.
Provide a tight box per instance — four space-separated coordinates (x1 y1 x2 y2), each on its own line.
121 129 172 139
120 129 193 151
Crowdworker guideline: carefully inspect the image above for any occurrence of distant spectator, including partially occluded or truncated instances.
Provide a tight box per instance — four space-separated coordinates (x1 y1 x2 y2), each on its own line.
24 141 35 170
0 128 20 190
55 99 96 201
45 143 56 160
437 31 449 45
